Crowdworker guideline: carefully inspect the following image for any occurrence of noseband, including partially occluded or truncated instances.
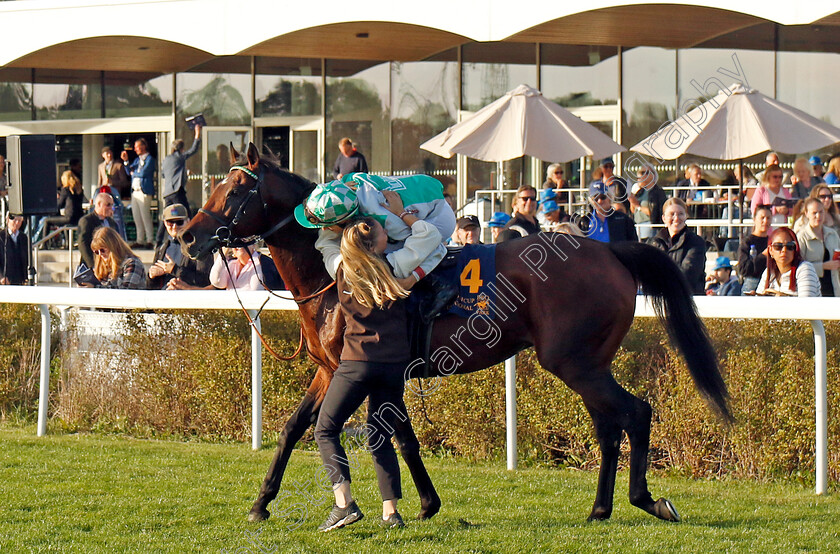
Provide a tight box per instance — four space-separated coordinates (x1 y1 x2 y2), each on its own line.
198 164 294 248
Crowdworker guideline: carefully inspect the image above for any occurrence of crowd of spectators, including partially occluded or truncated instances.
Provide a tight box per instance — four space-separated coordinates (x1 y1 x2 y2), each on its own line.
472 151 839 297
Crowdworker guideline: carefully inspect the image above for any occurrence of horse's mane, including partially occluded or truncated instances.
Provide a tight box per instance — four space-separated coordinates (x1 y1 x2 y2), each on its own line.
233 147 316 198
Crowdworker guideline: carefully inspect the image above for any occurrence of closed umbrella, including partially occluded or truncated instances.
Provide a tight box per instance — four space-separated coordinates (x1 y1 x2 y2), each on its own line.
421 84 625 163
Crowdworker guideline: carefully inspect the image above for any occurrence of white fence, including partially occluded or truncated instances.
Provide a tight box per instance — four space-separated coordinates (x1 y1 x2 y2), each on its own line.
0 287 835 494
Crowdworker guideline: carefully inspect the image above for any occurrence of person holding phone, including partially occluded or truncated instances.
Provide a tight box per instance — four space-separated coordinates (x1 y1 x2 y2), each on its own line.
750 164 791 226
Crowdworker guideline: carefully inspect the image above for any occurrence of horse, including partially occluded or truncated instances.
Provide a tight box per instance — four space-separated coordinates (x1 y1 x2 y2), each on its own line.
179 143 731 525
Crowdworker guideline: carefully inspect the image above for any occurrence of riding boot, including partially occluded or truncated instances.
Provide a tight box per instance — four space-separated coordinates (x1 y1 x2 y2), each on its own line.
419 273 458 324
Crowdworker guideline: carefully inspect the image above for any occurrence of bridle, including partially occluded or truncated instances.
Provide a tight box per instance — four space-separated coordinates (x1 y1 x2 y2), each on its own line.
198 164 295 249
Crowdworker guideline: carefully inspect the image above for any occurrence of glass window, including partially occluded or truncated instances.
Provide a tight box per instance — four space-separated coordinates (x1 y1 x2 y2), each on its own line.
325 60 390 179
461 43 536 112
621 47 677 149
777 51 840 128
390 58 458 185
541 45 618 107
105 72 172 118
33 69 101 120
176 71 252 127
677 48 774 109
0 69 32 122
255 57 322 117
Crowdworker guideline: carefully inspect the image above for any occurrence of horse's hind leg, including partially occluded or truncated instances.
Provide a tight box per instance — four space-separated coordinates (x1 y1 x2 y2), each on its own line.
248 390 323 522
583 405 623 521
390 397 441 520
624 395 680 522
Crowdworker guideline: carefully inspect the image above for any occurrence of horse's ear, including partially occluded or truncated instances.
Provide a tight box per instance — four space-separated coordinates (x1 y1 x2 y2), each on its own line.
246 142 260 170
229 142 239 165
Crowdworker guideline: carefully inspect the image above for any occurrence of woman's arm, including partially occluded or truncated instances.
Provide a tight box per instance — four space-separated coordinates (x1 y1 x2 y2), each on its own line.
796 262 821 297
209 252 230 289
315 228 342 279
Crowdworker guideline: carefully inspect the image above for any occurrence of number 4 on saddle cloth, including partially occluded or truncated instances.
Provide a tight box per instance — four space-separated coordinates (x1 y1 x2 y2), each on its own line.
409 243 497 377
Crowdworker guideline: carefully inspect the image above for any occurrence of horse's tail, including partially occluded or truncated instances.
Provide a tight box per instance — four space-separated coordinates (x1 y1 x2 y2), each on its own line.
609 241 733 423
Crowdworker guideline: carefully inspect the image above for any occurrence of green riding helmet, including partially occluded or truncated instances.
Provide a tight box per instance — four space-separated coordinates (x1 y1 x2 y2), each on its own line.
294 181 360 229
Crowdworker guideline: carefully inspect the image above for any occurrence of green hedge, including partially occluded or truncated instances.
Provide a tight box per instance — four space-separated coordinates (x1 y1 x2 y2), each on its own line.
1 304 837 483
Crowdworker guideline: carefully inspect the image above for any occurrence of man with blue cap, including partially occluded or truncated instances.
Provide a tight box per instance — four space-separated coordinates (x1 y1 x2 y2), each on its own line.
810 156 826 184
578 180 637 243
487 211 511 242
705 256 741 296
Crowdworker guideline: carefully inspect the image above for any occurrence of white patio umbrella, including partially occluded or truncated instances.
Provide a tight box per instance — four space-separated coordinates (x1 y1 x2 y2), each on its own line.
420 84 625 163
629 83 840 161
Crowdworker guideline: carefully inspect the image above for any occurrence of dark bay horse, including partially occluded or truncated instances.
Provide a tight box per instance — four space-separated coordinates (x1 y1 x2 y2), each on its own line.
179 143 731 524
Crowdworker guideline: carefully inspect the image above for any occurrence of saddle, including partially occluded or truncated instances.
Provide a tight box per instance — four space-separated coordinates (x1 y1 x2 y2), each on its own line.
409 246 461 379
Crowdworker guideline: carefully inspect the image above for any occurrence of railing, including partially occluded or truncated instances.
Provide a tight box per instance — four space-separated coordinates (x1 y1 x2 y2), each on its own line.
0 287 833 494
31 225 77 287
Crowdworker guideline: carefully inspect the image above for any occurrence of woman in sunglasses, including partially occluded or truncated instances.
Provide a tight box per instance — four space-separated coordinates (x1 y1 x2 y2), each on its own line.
795 198 840 297
89 226 146 289
756 227 819 297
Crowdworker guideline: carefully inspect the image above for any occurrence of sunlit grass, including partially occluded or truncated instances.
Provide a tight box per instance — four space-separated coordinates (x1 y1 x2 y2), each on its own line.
1 425 838 553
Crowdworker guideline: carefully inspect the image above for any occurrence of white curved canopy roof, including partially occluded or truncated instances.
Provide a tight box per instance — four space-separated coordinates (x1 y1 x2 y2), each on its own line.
0 0 838 73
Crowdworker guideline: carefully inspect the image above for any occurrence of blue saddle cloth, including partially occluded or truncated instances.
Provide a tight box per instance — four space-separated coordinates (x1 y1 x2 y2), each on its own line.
440 243 497 319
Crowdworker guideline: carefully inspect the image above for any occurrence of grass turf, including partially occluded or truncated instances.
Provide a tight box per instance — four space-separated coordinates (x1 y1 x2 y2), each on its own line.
1 426 838 553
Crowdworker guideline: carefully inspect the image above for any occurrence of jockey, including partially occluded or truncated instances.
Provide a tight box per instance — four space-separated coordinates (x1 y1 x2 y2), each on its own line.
294 172 457 321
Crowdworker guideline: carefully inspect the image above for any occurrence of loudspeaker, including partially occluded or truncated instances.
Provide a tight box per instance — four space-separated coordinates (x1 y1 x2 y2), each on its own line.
6 134 58 215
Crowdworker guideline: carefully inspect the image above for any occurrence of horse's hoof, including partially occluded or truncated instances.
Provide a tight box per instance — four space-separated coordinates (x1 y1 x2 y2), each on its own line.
248 508 271 522
653 498 680 522
417 498 441 520
586 507 612 522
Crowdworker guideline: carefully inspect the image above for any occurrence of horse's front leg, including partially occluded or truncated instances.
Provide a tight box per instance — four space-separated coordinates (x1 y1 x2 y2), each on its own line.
391 397 441 520
248 376 327 522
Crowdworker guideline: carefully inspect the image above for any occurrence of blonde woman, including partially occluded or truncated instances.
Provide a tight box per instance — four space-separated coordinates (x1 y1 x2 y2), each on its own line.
314 191 441 532
824 156 840 185
793 184 840 234
89 226 146 289
33 170 86 241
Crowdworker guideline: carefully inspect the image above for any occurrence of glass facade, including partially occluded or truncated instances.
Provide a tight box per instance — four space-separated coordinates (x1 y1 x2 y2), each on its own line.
1 43 839 208
325 60 391 178
255 57 322 117
105 73 172 118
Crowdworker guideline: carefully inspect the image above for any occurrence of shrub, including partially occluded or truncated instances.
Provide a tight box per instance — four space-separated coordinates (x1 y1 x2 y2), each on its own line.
2 303 837 483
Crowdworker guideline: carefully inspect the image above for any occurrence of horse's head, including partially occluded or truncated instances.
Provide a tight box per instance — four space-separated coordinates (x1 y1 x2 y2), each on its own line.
179 142 314 260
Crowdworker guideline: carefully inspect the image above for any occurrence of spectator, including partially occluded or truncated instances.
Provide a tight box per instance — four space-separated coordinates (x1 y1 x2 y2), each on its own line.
793 184 840 235
501 185 540 240
486 211 511 243
750 164 791 226
122 137 156 248
32 170 86 243
705 256 741 296
756 227 819 297
600 157 630 213
540 200 563 232
333 137 368 180
810 156 826 183
647 197 706 295
542 163 574 208
77 192 117 270
147 204 212 290
628 167 666 240
734 164 758 204
825 156 840 185
95 183 127 240
737 204 772 294
791 157 818 201
756 151 790 184
98 146 130 199
156 124 202 246
453 215 481 245
578 180 637 244
676 163 710 201
89 226 146 289
209 245 283 291
0 213 28 285
795 198 840 297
